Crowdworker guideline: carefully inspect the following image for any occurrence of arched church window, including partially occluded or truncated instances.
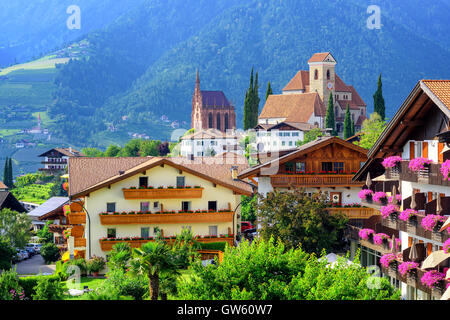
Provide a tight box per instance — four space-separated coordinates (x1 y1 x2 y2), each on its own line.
224 113 229 130
208 113 213 128
216 113 221 131
327 70 330 80
314 69 318 80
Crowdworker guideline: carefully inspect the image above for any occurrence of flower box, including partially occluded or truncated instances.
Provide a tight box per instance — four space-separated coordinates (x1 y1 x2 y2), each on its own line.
385 216 398 229
407 220 418 234
67 212 86 224
407 272 417 287
431 231 444 243
122 187 203 199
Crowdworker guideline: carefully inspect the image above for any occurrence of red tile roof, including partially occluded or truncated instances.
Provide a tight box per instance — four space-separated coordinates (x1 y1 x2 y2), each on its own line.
308 52 332 63
282 70 310 92
421 80 450 110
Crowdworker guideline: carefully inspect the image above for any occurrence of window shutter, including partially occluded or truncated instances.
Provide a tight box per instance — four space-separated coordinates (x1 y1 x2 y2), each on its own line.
438 142 444 163
422 142 428 158
427 243 432 256
409 141 415 160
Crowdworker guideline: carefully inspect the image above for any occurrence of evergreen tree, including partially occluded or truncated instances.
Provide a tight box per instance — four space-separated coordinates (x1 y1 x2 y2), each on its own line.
373 73 386 121
243 68 255 130
8 158 13 188
2 157 8 187
325 93 336 136
343 104 352 139
252 71 260 128
265 81 273 101
351 117 355 136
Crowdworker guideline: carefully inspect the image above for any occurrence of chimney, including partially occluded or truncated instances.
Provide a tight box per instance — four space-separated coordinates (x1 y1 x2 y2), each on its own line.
231 166 239 180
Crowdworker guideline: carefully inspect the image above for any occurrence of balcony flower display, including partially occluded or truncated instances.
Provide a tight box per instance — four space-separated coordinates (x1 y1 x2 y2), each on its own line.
382 156 403 168
358 228 374 240
420 270 445 289
444 239 450 254
440 160 450 181
373 191 388 204
380 204 399 219
398 261 419 276
389 238 402 250
373 233 390 245
398 209 418 222
408 157 432 172
380 253 396 268
358 189 373 201
388 194 402 204
420 214 447 231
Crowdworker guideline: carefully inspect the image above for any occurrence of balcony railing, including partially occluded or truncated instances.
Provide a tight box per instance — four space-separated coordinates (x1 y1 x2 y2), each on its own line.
122 187 203 199
326 207 380 219
270 174 364 188
99 236 234 251
398 160 450 187
99 211 234 225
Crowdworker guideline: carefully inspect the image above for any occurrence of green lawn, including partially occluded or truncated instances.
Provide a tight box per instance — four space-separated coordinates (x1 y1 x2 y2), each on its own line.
63 277 106 300
0 57 69 76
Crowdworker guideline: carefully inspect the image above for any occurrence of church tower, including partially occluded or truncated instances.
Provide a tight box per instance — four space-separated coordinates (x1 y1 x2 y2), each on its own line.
308 52 336 102
191 69 203 131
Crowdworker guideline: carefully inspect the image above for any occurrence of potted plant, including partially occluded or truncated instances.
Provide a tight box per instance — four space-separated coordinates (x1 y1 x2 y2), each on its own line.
358 189 374 203
373 192 388 205
380 204 399 219
440 159 450 181
87 256 106 277
358 228 374 241
380 253 397 277
398 261 419 286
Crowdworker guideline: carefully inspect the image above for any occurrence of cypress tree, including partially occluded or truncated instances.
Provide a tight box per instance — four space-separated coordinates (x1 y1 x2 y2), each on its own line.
343 104 352 139
3 157 8 186
373 73 386 121
265 81 273 101
325 92 336 136
8 157 13 187
243 68 254 130
351 117 355 136
252 71 260 128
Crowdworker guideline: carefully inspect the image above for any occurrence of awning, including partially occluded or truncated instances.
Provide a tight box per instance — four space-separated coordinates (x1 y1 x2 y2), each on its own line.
441 286 450 300
421 250 450 269
440 217 450 232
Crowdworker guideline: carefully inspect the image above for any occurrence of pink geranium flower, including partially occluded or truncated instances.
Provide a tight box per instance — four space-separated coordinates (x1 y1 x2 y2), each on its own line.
358 189 373 200
358 228 374 240
373 192 388 203
399 209 418 222
373 233 389 245
398 261 419 276
408 157 432 172
444 239 450 254
382 156 402 168
421 270 445 288
421 215 447 231
380 253 396 268
440 160 450 181
380 204 399 219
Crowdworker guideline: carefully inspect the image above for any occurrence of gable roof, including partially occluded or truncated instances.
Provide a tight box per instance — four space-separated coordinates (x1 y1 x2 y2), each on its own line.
0 181 8 190
39 148 85 158
308 52 335 63
201 91 232 107
0 191 26 213
421 80 450 111
28 197 69 220
181 128 237 140
69 156 252 199
238 136 368 179
282 70 310 92
259 92 326 122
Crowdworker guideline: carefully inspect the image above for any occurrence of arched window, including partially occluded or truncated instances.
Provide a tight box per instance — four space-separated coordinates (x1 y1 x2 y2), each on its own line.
327 70 330 80
224 113 229 130
314 69 318 80
208 113 213 128
216 113 221 131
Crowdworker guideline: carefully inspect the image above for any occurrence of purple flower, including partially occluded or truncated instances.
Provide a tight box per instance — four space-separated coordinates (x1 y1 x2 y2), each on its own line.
440 160 450 181
358 228 374 240
444 239 450 254
380 204 399 219
421 215 447 231
398 261 419 276
382 156 402 168
373 192 388 203
420 270 445 289
358 189 373 200
408 157 432 172
388 194 402 204
380 253 396 268
398 209 417 222
373 233 389 245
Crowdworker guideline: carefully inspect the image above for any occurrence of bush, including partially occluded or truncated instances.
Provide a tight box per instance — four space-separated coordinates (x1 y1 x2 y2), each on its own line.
198 242 227 251
107 242 132 271
18 275 60 299
40 243 60 263
63 258 87 276
97 269 148 300
87 256 106 274
0 238 15 270
0 268 25 300
32 276 65 300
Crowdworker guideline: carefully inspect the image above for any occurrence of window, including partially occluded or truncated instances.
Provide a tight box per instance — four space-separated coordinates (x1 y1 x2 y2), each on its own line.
296 162 305 173
285 162 294 173
289 141 293 146
181 201 191 212
333 162 344 172
282 141 286 146
292 132 299 137
141 227 150 238
314 69 318 80
208 201 217 212
153 201 159 209
216 113 221 131
139 177 148 188
107 228 116 239
322 162 333 172
208 113 213 128
209 226 218 237
106 202 116 213
140 202 150 212
153 227 160 235
327 70 330 80
224 113 229 130
177 176 185 188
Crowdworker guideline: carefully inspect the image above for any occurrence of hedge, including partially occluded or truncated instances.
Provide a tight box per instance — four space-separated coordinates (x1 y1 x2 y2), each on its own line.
198 242 227 251
18 275 61 299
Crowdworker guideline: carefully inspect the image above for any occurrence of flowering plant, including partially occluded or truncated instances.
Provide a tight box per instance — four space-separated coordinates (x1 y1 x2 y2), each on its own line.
444 239 450 254
408 157 432 172
420 270 445 289
373 233 390 245
373 192 388 203
398 209 418 222
421 214 447 231
358 189 373 200
440 160 450 181
388 194 402 204
380 204 399 219
389 238 402 250
380 253 396 268
398 261 419 276
382 156 403 168
358 228 374 240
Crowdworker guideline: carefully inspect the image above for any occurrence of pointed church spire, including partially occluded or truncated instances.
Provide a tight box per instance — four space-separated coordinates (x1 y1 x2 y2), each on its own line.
195 69 200 91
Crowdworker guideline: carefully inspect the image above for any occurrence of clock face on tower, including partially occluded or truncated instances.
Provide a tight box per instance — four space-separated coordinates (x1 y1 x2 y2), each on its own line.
327 81 333 90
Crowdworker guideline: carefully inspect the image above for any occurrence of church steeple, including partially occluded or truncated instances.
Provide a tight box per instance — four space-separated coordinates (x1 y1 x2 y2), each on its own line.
195 69 200 94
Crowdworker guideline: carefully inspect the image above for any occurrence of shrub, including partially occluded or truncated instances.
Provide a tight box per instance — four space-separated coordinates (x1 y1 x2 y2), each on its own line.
199 242 227 251
18 275 60 299
32 276 65 300
63 258 87 276
40 243 60 263
0 238 15 270
0 268 25 300
99 269 148 300
87 256 106 274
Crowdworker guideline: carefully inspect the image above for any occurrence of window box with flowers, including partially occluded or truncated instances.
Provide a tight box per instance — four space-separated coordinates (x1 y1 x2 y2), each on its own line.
373 192 388 205
358 189 374 203
358 228 375 241
380 253 398 277
373 233 390 248
398 261 419 286
122 186 203 199
440 159 450 181
409 157 432 181
421 214 447 242
380 204 399 220
388 194 402 205
382 156 403 178
443 239 450 254
421 270 446 296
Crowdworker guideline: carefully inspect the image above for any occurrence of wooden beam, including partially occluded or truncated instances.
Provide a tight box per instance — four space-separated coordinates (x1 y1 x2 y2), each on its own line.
160 164 164 168
179 169 183 174
382 147 402 153
249 177 258 186
401 120 425 127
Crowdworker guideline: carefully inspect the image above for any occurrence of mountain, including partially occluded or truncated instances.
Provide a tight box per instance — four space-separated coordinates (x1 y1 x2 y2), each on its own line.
5 0 450 149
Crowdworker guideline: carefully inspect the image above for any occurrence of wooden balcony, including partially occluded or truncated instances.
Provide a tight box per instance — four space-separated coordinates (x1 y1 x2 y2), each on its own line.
99 236 234 251
70 225 84 237
99 211 234 225
399 160 450 187
122 187 203 199
67 212 86 225
74 238 86 247
326 207 380 219
270 174 363 188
